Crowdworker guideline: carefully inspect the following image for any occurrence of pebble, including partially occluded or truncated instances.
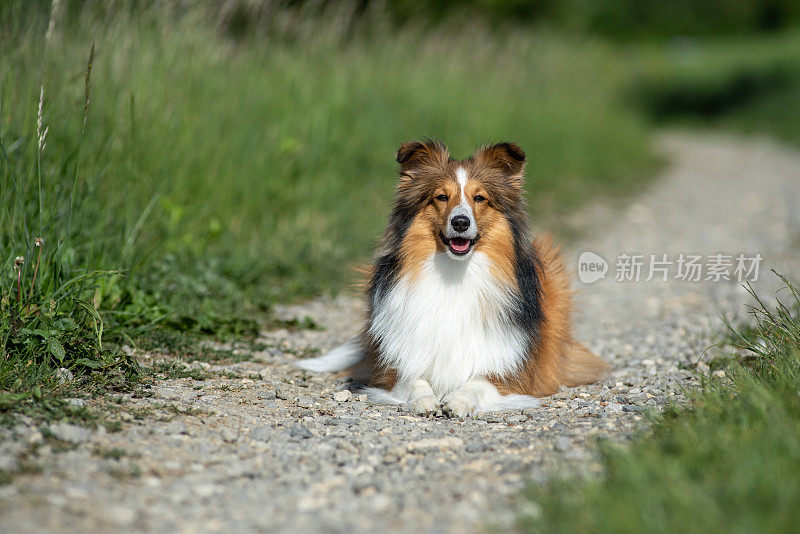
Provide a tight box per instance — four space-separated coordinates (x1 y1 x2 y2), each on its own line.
258 390 277 400
288 425 313 440
622 405 645 413
0 454 19 472
553 436 572 452
249 426 272 442
48 423 90 444
55 368 74 384
220 429 237 443
333 390 353 403
295 396 313 409
164 421 189 435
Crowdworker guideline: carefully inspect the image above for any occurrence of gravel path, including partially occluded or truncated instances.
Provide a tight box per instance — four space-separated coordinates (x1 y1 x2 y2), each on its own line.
2 132 799 533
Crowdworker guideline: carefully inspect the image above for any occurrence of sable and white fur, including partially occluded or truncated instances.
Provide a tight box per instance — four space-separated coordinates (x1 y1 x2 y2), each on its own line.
298 140 608 417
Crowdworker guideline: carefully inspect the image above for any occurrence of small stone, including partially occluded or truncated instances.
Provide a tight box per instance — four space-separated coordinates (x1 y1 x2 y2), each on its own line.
258 369 270 380
553 436 572 452
164 421 189 435
465 442 489 453
622 405 645 413
288 424 313 439
249 425 272 442
275 387 291 400
258 390 277 400
383 447 405 464
65 398 86 408
220 429 237 443
627 392 651 404
296 396 313 409
598 389 614 401
333 390 353 403
0 454 19 472
106 506 136 526
26 430 44 446
406 437 464 453
506 414 528 424
570 399 588 409
354 394 368 403
604 403 624 414
48 422 90 444
553 436 571 452
474 412 501 423
55 367 74 384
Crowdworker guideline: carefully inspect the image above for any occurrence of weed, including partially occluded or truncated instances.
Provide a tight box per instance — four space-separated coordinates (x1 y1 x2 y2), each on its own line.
92 447 137 460
151 361 210 382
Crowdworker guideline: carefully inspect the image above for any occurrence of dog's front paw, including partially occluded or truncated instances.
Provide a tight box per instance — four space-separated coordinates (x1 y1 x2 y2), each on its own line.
442 395 477 419
410 394 440 416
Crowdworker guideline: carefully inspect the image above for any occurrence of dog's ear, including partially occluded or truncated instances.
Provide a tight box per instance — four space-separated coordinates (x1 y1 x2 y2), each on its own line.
474 142 526 187
396 139 449 178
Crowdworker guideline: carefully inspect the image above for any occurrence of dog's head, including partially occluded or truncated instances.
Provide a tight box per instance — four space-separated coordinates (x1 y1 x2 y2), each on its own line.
394 139 527 261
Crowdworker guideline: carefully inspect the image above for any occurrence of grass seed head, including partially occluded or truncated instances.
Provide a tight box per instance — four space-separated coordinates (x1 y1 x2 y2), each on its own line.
37 85 48 152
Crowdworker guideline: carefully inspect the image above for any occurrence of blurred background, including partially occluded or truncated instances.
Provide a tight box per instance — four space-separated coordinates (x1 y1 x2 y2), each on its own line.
3 0 800 335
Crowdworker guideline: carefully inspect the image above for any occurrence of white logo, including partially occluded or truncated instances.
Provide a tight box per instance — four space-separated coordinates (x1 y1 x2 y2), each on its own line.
578 251 608 284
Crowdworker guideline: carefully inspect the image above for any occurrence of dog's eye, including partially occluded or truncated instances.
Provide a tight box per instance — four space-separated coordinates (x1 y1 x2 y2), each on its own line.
435 194 448 202
474 195 486 202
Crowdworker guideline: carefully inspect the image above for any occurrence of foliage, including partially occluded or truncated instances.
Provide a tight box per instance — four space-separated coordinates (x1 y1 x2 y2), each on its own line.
626 29 800 148
3 2 657 303
0 42 139 408
629 30 800 119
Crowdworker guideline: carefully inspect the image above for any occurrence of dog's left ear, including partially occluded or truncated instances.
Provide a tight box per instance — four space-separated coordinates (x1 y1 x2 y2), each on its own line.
396 139 450 179
474 142 526 186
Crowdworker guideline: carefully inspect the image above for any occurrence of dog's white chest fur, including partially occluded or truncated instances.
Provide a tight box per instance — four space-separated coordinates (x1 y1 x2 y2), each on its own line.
369 251 528 396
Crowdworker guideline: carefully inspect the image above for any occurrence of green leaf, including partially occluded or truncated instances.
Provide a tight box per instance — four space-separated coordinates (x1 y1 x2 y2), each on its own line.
0 393 30 410
47 337 66 362
54 317 79 332
19 328 49 339
75 358 101 369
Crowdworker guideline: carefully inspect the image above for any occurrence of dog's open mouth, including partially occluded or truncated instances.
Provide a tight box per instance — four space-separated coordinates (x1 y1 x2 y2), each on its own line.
440 232 479 256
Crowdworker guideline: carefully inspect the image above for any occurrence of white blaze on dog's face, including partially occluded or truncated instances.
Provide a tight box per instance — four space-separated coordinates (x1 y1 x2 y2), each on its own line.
442 167 479 259
393 140 527 273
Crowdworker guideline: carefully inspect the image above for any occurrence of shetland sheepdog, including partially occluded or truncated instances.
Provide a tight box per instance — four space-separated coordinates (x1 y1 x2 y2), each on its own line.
297 140 608 417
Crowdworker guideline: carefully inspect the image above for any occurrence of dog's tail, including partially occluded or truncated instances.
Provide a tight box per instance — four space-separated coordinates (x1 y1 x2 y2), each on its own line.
533 232 609 390
295 337 366 373
558 340 610 387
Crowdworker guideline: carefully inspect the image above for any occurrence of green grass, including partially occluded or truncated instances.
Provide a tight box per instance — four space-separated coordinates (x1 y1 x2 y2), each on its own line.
1 33 140 409
629 29 800 145
4 4 656 299
523 274 800 533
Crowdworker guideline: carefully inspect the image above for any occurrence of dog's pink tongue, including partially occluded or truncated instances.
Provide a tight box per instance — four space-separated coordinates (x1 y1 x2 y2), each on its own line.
450 238 470 253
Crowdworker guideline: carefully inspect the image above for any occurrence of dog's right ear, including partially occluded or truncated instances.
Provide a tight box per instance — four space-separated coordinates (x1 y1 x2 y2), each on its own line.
396 139 449 178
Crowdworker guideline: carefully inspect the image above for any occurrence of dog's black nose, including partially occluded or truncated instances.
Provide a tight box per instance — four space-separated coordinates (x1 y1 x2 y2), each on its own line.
451 215 470 233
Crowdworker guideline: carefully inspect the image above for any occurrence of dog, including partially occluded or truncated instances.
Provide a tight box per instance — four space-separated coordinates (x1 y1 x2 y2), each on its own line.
297 139 608 417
